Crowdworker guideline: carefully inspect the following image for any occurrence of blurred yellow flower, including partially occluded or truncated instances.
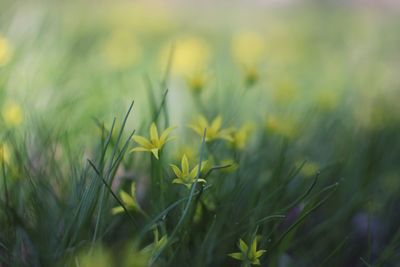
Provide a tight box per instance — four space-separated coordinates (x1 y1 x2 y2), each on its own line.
230 123 254 150
131 123 175 159
2 102 23 127
100 29 142 69
188 115 233 142
232 31 265 65
272 79 299 104
77 246 112 267
296 160 319 177
315 90 339 112
244 66 259 87
171 154 207 189
0 35 12 66
186 72 207 93
265 115 298 139
0 143 11 164
141 227 168 256
228 237 266 266
159 36 210 76
111 182 140 215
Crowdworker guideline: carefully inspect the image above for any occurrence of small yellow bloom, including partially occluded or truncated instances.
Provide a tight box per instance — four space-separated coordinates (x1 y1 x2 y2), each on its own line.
265 115 298 139
0 35 12 66
186 72 207 93
0 143 11 164
230 123 254 150
77 246 112 267
188 115 233 142
2 102 23 127
141 227 168 256
296 160 319 177
272 79 299 104
171 154 207 189
228 238 266 266
315 90 339 112
159 36 210 77
232 31 265 66
100 29 142 69
111 182 140 215
244 66 259 87
131 123 175 159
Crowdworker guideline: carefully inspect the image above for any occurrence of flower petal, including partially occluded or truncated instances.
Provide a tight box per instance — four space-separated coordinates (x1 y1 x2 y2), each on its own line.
170 164 182 177
198 115 209 129
172 179 184 184
228 252 243 261
255 250 266 258
130 182 136 197
181 154 189 175
239 239 248 253
151 148 159 159
251 238 258 255
160 126 176 144
120 191 135 207
111 206 124 215
150 123 159 141
130 147 150 153
211 115 222 131
189 165 199 179
188 124 204 136
132 135 152 148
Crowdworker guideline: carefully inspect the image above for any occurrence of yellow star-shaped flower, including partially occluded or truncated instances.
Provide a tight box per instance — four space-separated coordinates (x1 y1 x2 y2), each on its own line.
188 115 233 142
170 154 207 189
228 238 266 266
131 123 175 159
111 182 140 215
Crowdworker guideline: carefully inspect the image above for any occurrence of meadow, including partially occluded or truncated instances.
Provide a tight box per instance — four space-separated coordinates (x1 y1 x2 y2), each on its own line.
0 1 400 266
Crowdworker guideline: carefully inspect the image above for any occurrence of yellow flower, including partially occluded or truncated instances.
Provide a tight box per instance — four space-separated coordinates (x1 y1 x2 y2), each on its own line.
296 160 319 177
2 102 23 127
232 31 265 66
100 29 142 69
0 143 11 164
244 66 259 87
170 154 207 189
186 72 207 93
265 115 298 139
141 227 168 256
272 79 299 104
159 36 210 77
131 123 175 159
228 238 266 265
111 182 140 215
230 123 254 150
77 246 112 267
188 115 233 142
315 90 339 112
0 35 12 66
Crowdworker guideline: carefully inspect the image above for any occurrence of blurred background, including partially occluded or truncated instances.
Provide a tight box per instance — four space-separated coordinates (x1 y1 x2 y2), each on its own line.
1 0 399 141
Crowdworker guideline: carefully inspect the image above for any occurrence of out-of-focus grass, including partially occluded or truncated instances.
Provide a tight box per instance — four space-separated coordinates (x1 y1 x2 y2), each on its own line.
0 1 400 267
